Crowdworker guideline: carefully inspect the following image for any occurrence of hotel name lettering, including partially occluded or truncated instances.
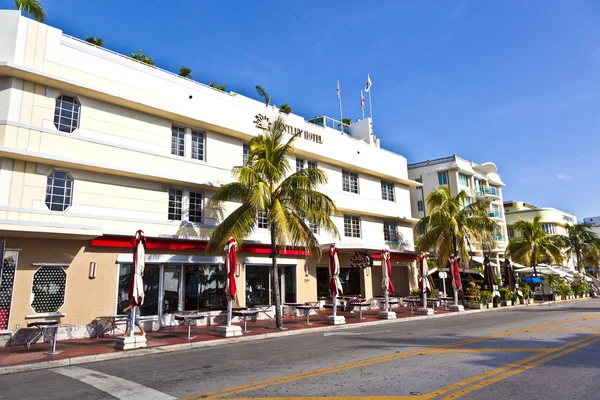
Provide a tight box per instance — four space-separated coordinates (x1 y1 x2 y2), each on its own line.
254 114 323 144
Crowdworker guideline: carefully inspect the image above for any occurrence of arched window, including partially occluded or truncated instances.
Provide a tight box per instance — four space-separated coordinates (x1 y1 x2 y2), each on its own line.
45 171 73 212
54 94 80 133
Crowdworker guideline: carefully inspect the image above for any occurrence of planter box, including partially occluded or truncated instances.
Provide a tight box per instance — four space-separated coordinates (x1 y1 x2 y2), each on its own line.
468 303 484 310
487 303 494 309
527 299 534 305
501 300 513 306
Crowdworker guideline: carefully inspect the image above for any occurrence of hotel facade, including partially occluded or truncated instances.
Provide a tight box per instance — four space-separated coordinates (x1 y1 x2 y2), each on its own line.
407 155 509 272
0 12 420 341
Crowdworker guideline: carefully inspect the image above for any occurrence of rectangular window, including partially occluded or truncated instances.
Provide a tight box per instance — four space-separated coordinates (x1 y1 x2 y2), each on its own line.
257 211 268 229
417 200 424 212
189 191 203 223
191 130 205 161
381 181 395 201
117 264 160 316
344 215 361 238
171 125 185 157
542 224 556 235
309 221 318 235
168 189 182 220
307 160 317 169
342 170 359 194
415 177 422 183
383 221 397 241
243 143 250 165
459 173 469 186
507 227 514 238
296 157 305 172
438 171 448 185
462 197 472 208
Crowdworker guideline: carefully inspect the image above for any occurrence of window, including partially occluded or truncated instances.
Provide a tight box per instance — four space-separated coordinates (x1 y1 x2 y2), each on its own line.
459 173 469 187
417 200 424 212
381 181 395 201
53 95 80 133
171 125 185 157
462 197 472 208
307 160 317 169
309 221 319 235
415 177 422 183
344 215 361 238
243 143 250 165
257 211 268 229
191 130 205 161
342 170 359 194
296 157 305 172
383 221 398 241
31 266 67 313
438 171 448 185
508 227 514 239
189 191 203 223
45 171 73 212
116 264 159 316
542 224 556 235
168 189 182 220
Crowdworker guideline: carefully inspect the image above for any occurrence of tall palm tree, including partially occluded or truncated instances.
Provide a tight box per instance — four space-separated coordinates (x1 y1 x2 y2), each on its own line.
178 66 192 78
85 37 104 47
583 246 600 277
415 186 498 264
207 115 338 328
15 0 46 22
507 215 564 276
563 223 600 273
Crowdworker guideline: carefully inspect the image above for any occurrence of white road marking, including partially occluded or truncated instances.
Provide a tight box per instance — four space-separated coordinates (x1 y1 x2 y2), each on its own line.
324 329 391 337
52 366 175 400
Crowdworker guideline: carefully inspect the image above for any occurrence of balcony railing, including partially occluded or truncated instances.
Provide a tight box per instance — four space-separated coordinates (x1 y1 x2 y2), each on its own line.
494 234 504 242
488 211 502 219
307 116 350 134
476 187 499 196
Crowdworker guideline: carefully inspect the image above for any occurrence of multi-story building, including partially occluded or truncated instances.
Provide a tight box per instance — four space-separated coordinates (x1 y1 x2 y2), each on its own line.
504 201 577 270
0 11 420 340
583 217 600 236
407 155 509 269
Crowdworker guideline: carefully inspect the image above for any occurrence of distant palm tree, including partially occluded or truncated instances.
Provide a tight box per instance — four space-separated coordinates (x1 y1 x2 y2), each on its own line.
130 49 154 66
279 103 292 114
15 0 46 22
415 186 498 264
507 215 564 276
178 66 192 78
563 223 600 273
209 81 226 91
583 246 600 277
85 37 104 47
342 117 351 126
255 85 270 107
207 115 338 328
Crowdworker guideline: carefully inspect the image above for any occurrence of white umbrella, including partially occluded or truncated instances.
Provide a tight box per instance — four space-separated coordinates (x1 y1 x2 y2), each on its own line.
129 230 146 337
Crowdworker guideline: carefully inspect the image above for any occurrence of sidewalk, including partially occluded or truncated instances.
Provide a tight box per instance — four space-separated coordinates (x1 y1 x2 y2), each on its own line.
0 299 588 375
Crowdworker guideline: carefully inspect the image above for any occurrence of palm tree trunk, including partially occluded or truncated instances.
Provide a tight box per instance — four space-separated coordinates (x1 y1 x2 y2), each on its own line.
270 224 283 329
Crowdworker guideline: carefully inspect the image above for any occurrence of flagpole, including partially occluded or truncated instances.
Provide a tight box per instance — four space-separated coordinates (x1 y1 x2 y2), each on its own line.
361 90 365 120
368 89 373 121
337 79 344 132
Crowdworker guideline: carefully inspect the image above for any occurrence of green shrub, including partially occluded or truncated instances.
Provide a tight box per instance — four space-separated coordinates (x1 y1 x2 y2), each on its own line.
521 284 531 299
410 289 421 297
465 282 481 304
499 287 512 301
480 290 492 304
571 282 583 296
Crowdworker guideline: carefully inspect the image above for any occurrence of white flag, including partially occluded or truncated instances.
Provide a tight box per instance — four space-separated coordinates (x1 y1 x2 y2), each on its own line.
364 73 372 93
360 90 365 108
336 79 341 99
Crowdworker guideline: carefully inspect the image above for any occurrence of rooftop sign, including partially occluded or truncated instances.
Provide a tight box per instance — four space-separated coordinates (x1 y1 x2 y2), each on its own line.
254 114 323 144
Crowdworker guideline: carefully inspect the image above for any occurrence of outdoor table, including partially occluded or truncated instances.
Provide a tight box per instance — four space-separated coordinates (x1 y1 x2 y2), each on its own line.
95 315 128 338
438 296 453 310
174 314 206 340
404 299 421 314
232 310 259 333
296 305 320 325
26 321 61 355
427 298 440 311
348 299 371 319
232 307 248 311
284 303 303 318
249 305 273 320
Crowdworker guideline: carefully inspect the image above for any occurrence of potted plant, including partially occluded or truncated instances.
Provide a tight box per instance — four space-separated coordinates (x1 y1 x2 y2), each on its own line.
552 284 562 301
500 288 513 306
480 290 493 309
521 284 533 305
571 282 583 298
465 282 483 309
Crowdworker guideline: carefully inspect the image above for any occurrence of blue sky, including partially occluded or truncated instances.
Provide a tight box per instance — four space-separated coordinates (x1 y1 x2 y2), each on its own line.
4 0 599 218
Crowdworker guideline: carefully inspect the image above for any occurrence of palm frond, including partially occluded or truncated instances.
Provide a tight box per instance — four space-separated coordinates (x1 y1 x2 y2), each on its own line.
255 85 270 107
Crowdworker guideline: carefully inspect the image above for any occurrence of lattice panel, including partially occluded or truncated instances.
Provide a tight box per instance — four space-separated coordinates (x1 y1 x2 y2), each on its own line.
31 266 67 313
0 257 16 330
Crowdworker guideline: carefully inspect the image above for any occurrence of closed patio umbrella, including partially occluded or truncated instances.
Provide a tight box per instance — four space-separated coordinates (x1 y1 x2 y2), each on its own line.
483 256 499 298
329 244 343 318
224 237 237 327
381 248 394 311
449 255 462 306
504 259 516 294
419 252 431 308
129 230 146 337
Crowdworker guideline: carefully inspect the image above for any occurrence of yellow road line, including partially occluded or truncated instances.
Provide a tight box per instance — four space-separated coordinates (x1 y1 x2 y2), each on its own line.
181 313 600 400
543 327 600 332
430 333 600 399
228 397 422 400
427 348 549 354
438 333 600 399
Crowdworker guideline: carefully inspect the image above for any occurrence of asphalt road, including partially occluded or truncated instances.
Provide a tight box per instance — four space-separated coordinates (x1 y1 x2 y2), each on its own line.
1 300 600 400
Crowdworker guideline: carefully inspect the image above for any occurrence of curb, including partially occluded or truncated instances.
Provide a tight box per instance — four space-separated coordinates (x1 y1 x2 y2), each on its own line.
0 298 595 375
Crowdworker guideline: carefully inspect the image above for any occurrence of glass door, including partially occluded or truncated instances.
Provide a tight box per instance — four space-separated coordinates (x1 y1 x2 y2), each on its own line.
162 266 181 314
284 266 296 303
245 265 271 306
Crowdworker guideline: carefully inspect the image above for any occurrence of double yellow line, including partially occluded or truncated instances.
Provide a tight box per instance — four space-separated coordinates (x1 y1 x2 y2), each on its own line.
181 313 600 400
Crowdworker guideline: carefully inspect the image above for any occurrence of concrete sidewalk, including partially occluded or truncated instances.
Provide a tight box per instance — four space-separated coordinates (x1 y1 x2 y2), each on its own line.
0 299 587 376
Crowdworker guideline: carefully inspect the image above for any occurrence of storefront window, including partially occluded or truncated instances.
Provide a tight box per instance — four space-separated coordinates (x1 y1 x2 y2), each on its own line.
283 266 296 303
317 267 329 298
246 265 271 305
185 265 226 311
339 268 361 296
117 264 160 316
163 267 180 314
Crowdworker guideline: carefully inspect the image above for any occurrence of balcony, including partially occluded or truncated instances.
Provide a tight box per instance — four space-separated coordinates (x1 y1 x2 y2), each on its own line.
307 116 350 134
494 234 504 242
476 187 500 200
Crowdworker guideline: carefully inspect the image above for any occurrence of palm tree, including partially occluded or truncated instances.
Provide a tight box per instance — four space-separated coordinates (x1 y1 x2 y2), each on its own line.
209 81 226 91
15 0 46 22
583 246 600 277
279 103 292 114
563 223 600 273
342 117 351 126
507 215 564 276
255 85 270 107
415 186 498 264
178 66 192 78
207 115 338 328
85 37 104 47
130 49 154 66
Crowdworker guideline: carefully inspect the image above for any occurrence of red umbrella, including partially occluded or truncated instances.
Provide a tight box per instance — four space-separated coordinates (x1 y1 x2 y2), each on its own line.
449 255 462 306
381 249 394 311
329 245 343 317
224 237 237 327
129 230 146 307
